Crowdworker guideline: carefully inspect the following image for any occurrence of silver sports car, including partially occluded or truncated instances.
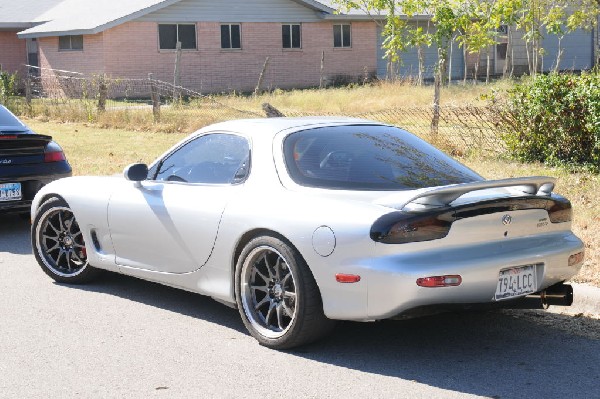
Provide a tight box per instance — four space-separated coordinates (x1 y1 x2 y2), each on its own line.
31 118 585 349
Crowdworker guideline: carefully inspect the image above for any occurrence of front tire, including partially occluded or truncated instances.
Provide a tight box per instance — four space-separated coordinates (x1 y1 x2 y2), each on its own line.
235 235 335 349
31 197 99 284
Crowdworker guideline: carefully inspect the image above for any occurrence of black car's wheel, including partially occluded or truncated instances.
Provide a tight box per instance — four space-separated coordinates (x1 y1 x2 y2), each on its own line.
31 197 99 284
235 235 335 349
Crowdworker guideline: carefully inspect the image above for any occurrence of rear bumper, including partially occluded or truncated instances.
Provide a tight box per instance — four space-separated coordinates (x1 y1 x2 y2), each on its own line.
0 171 71 214
366 232 584 320
320 231 584 321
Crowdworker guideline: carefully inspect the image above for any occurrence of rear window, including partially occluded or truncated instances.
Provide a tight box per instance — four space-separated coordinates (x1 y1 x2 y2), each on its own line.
0 106 26 128
283 125 483 190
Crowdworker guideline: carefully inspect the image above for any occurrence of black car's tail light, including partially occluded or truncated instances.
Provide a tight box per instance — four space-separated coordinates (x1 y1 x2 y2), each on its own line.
547 195 572 223
44 141 66 163
370 211 453 244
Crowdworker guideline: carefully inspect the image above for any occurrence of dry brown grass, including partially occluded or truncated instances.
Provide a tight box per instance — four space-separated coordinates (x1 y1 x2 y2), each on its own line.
15 79 510 134
25 120 186 175
220 79 511 114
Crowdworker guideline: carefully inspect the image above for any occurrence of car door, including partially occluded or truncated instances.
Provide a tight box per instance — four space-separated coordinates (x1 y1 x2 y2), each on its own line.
107 132 250 274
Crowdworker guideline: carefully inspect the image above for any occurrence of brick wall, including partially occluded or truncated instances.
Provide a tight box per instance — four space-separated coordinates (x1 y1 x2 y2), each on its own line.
0 31 26 74
38 33 105 75
39 20 378 93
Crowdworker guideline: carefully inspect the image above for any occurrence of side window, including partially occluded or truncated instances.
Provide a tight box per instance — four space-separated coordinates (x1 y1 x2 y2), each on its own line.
153 133 250 184
221 24 241 49
158 24 197 50
59 35 83 51
282 24 301 49
333 24 351 48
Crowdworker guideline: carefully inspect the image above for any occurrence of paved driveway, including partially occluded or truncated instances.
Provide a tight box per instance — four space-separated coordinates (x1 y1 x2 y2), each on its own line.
1 215 599 399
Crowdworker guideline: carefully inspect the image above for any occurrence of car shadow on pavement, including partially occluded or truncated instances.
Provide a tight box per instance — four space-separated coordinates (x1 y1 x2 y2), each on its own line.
67 270 247 335
0 214 32 255
295 311 600 399
66 269 599 399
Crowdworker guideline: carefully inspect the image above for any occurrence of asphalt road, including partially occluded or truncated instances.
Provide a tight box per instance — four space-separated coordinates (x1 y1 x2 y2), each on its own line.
1 214 599 399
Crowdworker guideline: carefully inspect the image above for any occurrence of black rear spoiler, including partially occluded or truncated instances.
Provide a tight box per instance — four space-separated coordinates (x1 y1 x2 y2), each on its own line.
376 176 556 211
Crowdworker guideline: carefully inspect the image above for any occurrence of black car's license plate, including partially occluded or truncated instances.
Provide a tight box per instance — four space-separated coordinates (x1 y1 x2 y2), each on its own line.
0 182 22 201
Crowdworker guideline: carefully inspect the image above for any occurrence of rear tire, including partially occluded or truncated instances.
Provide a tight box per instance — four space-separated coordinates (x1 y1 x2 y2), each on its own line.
235 235 335 349
31 197 100 284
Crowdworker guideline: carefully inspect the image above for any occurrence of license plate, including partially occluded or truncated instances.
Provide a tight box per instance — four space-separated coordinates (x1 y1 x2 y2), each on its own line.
495 265 537 301
0 182 22 201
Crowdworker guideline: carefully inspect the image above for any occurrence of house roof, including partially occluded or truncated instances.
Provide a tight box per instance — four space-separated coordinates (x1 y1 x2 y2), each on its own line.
0 0 63 29
13 0 353 39
17 0 183 38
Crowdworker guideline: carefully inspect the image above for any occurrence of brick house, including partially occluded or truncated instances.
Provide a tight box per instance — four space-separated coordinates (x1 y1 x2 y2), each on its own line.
0 0 598 92
0 0 378 93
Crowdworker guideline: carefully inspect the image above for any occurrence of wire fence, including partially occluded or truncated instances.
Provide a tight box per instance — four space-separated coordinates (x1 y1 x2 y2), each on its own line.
2 68 506 155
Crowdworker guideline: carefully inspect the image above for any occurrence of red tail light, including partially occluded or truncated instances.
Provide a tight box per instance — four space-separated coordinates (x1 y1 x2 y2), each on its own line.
44 151 66 162
417 275 462 288
44 141 67 163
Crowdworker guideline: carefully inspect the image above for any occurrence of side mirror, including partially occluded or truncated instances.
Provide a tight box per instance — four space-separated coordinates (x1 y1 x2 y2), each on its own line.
124 163 148 183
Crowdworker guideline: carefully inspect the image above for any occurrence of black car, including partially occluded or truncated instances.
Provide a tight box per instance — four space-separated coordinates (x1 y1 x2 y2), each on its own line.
0 105 71 215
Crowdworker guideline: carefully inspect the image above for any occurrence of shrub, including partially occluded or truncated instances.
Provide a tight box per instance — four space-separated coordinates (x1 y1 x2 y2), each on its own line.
501 72 600 172
0 71 19 105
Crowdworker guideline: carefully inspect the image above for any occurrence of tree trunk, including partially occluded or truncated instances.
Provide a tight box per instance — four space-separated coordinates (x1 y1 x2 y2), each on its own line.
446 39 453 85
504 27 513 78
463 47 468 85
474 55 480 86
431 49 444 137
486 47 491 84
417 46 424 86
554 37 563 72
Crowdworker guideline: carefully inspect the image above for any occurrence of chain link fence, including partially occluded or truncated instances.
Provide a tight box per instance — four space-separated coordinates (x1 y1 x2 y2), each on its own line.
2 68 505 155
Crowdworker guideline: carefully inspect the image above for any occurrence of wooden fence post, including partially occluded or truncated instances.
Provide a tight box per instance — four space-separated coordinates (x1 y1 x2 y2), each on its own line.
173 41 182 103
319 51 325 89
254 57 270 96
25 75 32 111
97 74 107 112
149 73 160 123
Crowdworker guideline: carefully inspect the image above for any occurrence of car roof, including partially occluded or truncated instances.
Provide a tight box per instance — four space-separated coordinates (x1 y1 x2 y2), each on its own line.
195 117 387 138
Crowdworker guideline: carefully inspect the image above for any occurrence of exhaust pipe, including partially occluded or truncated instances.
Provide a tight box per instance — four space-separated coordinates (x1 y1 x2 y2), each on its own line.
505 283 574 309
540 283 573 307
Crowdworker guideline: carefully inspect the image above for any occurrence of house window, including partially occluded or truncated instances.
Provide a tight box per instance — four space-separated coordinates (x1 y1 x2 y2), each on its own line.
221 24 241 49
58 35 83 51
282 24 301 49
159 24 197 50
333 24 351 48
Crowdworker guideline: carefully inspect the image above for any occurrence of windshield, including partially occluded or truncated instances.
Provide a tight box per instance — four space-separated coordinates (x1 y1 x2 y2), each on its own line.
0 106 27 130
283 125 483 190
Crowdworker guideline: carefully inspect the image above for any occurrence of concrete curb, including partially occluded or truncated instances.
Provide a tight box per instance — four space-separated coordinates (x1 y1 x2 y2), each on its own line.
548 283 600 316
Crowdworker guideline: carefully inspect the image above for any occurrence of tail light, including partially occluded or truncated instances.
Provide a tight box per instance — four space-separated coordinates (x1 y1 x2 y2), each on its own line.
44 141 66 163
417 275 462 287
370 211 452 244
547 194 572 223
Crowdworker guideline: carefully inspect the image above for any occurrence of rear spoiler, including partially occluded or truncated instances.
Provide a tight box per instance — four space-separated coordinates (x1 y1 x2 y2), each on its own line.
379 176 556 211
